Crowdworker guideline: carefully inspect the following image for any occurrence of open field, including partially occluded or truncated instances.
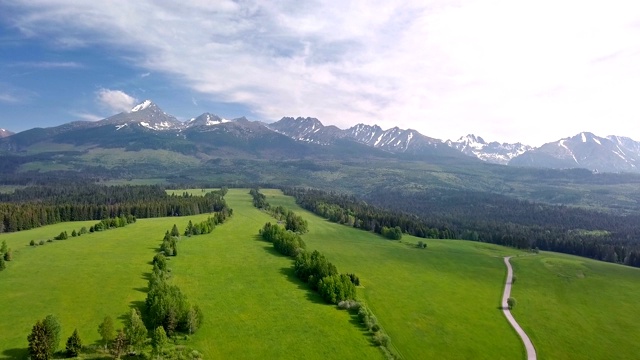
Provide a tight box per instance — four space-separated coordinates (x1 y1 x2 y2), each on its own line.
511 253 640 359
0 190 381 359
262 189 526 359
3 188 640 359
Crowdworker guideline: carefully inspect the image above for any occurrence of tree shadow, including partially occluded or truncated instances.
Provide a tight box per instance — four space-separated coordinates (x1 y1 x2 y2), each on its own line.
1 348 27 359
277 267 326 305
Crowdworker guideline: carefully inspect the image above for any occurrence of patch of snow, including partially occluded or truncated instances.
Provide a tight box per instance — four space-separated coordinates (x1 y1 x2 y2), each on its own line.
139 121 152 129
612 150 626 160
593 137 601 145
374 133 385 146
559 140 579 163
131 100 152 112
115 124 128 131
581 132 587 143
406 132 413 150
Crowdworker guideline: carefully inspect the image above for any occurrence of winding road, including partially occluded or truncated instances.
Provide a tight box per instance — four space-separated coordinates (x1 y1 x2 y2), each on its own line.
501 256 537 360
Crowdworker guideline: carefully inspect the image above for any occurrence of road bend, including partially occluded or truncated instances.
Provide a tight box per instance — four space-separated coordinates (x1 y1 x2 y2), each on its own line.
502 256 537 360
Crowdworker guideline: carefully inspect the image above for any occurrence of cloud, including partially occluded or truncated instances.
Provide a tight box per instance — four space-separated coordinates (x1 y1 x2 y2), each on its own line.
71 112 104 121
0 93 20 103
11 61 83 69
4 0 640 145
96 89 137 113
140 72 151 78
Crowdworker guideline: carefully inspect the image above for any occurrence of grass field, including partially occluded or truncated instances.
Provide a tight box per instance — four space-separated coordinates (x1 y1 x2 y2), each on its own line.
511 253 640 359
3 188 640 359
262 189 526 360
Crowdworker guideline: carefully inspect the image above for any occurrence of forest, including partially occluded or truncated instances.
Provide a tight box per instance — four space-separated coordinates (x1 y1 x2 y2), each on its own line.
285 187 640 268
0 185 229 233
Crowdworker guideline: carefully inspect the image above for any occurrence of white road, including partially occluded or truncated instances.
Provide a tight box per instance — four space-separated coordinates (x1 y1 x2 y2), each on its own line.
501 256 537 360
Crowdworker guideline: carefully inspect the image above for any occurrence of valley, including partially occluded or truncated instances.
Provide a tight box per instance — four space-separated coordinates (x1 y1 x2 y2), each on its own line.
1 189 640 359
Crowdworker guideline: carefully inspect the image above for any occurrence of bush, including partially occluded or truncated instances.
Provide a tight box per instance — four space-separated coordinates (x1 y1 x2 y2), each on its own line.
4 250 12 261
373 331 390 346
417 241 427 249
507 297 517 310
338 300 361 311
39 240 45 246
65 329 82 358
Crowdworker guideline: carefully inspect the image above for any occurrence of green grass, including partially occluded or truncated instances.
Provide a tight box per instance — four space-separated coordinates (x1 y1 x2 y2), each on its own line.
511 253 640 359
261 189 526 359
0 215 219 358
0 190 381 359
4 188 640 359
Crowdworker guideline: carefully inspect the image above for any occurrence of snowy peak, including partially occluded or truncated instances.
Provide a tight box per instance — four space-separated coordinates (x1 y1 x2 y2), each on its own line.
101 100 183 131
187 113 230 127
0 128 14 138
445 134 531 165
510 132 640 173
131 100 154 112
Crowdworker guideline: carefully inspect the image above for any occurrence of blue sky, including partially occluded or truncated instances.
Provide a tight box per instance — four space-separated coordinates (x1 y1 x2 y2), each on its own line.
1 1 640 145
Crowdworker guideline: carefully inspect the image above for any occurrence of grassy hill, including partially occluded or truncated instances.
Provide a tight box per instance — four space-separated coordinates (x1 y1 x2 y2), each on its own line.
1 189 640 359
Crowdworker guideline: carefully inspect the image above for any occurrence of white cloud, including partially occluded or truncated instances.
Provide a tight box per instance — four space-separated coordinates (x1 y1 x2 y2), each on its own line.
71 112 104 121
12 61 83 69
5 0 640 145
96 89 137 113
0 93 20 103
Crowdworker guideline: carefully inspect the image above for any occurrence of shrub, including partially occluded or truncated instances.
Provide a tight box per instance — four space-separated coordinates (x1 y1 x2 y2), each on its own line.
507 297 517 310
4 250 12 261
417 241 427 249
65 329 82 358
30 240 36 246
373 331 390 347
39 240 45 246
338 300 361 311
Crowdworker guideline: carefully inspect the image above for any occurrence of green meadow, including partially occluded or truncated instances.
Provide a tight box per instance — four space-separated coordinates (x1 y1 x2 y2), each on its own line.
1 188 640 359
510 253 640 359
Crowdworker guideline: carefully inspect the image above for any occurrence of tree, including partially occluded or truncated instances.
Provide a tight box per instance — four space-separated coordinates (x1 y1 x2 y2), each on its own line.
4 249 12 261
111 330 128 360
507 297 517 310
0 240 7 254
124 309 147 353
43 315 61 356
170 224 180 237
185 305 203 334
98 316 115 350
0 256 5 271
65 329 82 358
28 320 50 360
151 326 168 359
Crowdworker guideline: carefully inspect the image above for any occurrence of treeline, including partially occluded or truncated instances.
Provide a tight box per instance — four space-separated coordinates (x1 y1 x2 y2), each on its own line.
184 207 232 236
283 188 448 239
259 222 356 304
0 185 229 234
368 188 640 268
249 189 308 233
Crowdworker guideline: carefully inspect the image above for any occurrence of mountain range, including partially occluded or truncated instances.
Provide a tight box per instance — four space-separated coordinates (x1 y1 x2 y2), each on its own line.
2 100 640 174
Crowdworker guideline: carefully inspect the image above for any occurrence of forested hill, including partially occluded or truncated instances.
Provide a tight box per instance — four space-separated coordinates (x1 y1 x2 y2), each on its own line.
0 185 229 233
286 187 640 268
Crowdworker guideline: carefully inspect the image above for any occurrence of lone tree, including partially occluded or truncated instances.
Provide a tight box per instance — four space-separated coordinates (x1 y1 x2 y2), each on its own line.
507 297 517 310
65 329 82 357
98 316 115 350
27 320 50 360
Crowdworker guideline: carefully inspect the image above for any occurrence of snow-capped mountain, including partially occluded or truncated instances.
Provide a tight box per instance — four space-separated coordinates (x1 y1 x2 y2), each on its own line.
268 117 456 157
0 128 13 138
510 132 640 173
186 113 232 127
445 135 532 165
101 100 184 131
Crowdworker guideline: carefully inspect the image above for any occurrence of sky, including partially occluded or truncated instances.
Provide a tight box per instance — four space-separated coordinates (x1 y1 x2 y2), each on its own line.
1 1 640 146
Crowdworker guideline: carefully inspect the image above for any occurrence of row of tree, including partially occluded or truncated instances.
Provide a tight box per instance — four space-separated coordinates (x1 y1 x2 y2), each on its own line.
259 221 357 305
0 240 12 271
249 189 308 233
184 207 232 236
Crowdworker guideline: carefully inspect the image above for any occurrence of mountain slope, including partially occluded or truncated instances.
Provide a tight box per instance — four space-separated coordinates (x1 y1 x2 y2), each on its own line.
0 129 13 138
269 117 466 159
510 132 640 173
